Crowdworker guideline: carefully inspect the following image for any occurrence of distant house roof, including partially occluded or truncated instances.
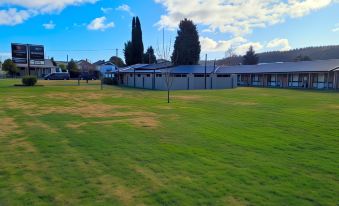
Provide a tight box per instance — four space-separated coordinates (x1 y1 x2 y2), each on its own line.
93 60 105 66
216 59 339 74
34 59 57 68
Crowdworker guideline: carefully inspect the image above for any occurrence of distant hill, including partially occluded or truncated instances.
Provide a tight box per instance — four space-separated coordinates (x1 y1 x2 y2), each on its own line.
207 45 339 66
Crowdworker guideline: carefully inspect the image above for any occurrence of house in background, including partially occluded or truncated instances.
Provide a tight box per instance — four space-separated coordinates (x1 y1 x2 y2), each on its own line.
94 60 117 77
76 60 96 74
218 59 339 89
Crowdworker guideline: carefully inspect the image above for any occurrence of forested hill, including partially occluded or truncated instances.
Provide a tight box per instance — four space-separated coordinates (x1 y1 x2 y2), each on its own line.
212 45 339 66
259 45 339 63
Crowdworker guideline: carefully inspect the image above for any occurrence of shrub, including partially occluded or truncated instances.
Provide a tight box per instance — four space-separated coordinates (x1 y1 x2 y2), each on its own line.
103 77 118 85
22 76 37 86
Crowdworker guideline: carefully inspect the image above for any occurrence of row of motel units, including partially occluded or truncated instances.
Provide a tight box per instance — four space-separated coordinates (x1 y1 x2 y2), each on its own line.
218 59 339 89
117 63 237 90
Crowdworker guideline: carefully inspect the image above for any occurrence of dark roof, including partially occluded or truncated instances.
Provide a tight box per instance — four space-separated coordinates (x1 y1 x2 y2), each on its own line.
34 59 57 68
93 60 105 66
217 59 339 74
118 64 218 74
169 65 217 74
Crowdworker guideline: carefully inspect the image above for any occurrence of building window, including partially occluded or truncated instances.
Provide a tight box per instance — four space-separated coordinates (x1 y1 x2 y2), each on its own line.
217 74 230 77
130 74 133 77
174 74 187 77
194 74 204 77
137 74 141 77
146 74 150 77
156 74 162 77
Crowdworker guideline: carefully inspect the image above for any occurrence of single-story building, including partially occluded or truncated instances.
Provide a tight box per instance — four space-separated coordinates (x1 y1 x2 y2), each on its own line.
117 63 237 90
217 59 339 89
16 59 58 78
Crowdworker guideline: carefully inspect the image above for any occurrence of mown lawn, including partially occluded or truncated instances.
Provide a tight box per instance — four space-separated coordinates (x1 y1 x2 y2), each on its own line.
0 79 338 206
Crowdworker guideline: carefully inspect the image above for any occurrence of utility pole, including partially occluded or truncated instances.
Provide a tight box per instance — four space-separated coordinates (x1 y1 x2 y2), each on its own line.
163 28 165 60
27 44 31 76
205 54 207 89
67 54 69 63
116 48 118 57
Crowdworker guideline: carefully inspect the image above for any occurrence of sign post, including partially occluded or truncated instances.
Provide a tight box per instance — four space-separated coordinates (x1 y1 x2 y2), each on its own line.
12 43 45 76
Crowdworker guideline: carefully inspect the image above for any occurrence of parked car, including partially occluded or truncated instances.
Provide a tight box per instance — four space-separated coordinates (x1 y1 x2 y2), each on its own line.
44 72 70 80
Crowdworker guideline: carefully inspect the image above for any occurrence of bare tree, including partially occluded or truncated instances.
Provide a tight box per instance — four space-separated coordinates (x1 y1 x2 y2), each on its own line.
156 29 172 61
161 67 174 103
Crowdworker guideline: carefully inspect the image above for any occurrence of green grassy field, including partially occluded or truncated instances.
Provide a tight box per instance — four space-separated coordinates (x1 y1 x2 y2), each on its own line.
0 79 338 206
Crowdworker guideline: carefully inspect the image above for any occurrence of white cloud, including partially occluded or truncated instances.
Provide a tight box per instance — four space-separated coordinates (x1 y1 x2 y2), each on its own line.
116 4 134 16
0 0 97 25
42 20 55 29
200 36 294 55
200 36 247 52
87 16 114 31
200 36 263 55
155 0 335 36
0 0 98 13
101 7 113 14
0 8 31 26
234 43 263 55
267 38 291 51
332 23 339 32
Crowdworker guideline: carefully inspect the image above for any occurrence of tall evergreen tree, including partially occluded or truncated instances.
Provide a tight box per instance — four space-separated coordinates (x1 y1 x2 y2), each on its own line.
132 17 144 64
124 17 144 65
109 56 125 67
171 19 201 65
143 46 157 64
243 46 259 65
124 41 133 66
67 59 80 78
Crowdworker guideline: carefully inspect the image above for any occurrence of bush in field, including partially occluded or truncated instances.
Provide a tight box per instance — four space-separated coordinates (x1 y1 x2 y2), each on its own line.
103 78 117 85
22 76 37 86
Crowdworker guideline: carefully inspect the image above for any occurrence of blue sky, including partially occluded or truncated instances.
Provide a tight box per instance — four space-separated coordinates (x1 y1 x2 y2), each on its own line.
0 0 338 63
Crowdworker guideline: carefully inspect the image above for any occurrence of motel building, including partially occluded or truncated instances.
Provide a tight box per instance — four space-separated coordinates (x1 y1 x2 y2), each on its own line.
117 62 237 90
218 59 339 90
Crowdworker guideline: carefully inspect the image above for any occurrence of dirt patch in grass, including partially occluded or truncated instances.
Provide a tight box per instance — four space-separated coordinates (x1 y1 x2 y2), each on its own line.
133 166 163 187
66 115 160 129
222 196 248 206
225 101 258 106
174 95 202 101
25 121 59 134
0 117 21 137
23 104 128 118
8 138 37 153
129 117 159 128
327 104 339 110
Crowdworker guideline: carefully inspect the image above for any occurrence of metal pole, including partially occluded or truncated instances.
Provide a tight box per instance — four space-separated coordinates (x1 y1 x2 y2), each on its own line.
27 44 31 76
134 68 136 88
205 54 207 89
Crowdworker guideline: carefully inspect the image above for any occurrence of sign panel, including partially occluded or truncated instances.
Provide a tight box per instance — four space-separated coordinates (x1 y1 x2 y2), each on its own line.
29 45 45 65
11 43 28 64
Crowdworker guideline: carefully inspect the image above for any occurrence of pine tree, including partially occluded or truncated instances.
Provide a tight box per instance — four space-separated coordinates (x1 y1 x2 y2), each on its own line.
243 46 259 65
143 46 157 64
133 17 144 64
109 56 125 67
171 19 201 65
124 41 133 66
67 59 80 78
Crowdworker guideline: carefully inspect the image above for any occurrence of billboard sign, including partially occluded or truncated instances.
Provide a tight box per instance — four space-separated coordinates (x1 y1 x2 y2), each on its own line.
29 45 45 65
11 43 28 64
